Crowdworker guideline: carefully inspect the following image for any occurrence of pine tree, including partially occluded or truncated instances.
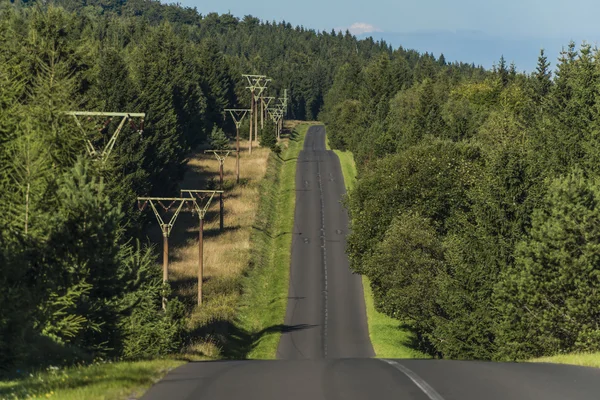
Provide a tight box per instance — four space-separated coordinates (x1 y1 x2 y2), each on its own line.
40 158 124 353
495 169 600 359
438 53 447 66
209 125 231 150
259 118 278 151
497 55 509 87
534 49 552 101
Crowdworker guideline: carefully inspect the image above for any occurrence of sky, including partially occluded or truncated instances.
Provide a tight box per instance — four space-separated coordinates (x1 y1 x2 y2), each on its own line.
171 0 600 71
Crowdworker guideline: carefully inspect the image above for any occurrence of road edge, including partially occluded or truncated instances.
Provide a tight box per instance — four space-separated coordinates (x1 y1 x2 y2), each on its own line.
236 123 309 359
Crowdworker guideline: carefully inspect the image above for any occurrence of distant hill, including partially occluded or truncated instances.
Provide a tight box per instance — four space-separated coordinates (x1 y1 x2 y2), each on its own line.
361 30 598 72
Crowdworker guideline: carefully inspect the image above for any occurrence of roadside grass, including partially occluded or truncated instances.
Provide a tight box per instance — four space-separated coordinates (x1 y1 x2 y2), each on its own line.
0 122 311 400
166 121 309 360
528 352 600 368
235 123 309 359
166 136 271 358
0 359 184 400
361 278 429 359
330 137 429 360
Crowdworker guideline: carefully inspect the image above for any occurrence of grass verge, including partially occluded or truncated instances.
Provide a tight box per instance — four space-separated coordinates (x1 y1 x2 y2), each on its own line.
528 353 600 368
234 123 308 359
331 136 428 359
0 359 184 400
172 122 309 360
0 123 311 399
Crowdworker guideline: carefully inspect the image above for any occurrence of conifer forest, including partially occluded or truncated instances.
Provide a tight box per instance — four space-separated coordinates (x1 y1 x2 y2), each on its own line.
2 0 600 373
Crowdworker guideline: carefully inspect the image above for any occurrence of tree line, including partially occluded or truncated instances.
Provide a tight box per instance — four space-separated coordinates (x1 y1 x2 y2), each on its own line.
0 0 424 370
323 43 600 360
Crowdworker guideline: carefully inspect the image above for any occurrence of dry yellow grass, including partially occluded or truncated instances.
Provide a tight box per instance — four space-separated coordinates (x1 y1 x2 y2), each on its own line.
143 122 314 358
170 139 269 282
171 140 269 315
145 125 304 358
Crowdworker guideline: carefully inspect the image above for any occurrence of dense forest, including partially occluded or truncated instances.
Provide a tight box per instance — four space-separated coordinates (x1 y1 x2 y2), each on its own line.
324 42 600 360
0 0 460 369
4 0 593 371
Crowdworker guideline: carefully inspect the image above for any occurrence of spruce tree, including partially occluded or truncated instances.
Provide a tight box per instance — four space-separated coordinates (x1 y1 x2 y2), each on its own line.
497 55 509 87
534 49 552 101
496 170 600 359
209 125 231 150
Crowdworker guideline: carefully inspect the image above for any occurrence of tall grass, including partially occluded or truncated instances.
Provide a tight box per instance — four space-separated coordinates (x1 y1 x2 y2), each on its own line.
163 123 310 359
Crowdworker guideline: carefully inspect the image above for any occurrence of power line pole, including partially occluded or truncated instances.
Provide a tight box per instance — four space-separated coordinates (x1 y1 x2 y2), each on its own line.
255 79 271 133
278 90 289 138
242 75 270 152
204 150 231 231
242 75 264 155
137 197 195 309
261 96 275 130
65 111 145 163
224 109 250 184
267 107 283 140
181 189 222 306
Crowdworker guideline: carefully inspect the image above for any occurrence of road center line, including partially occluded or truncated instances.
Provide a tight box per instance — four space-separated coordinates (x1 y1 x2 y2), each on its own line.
317 153 328 358
381 360 445 400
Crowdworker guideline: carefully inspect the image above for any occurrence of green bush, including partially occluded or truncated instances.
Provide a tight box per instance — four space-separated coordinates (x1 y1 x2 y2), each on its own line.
366 213 443 351
118 243 187 359
495 169 600 360
260 119 278 150
209 126 231 150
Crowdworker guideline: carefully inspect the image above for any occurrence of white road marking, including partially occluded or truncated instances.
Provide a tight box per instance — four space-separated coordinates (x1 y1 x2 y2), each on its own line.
317 159 328 358
382 360 445 400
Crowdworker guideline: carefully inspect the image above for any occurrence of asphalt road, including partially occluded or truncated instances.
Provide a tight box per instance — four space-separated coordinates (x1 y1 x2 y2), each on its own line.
276 125 374 360
142 126 600 400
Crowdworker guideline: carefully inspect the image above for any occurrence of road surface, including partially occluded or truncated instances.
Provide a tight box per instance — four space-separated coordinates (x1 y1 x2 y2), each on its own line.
276 125 373 359
142 126 600 400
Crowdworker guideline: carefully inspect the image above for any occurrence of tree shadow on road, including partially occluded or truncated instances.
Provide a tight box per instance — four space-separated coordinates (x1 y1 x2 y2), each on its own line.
185 319 316 360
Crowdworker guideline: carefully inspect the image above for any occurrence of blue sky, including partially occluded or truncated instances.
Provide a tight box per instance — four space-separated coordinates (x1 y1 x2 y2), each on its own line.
172 0 600 71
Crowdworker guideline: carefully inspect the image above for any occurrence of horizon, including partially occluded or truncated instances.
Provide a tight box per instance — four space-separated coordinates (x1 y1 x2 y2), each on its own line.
169 0 600 72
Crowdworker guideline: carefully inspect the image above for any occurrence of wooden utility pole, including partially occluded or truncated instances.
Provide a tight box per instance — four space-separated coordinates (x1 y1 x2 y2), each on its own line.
261 96 275 130
204 150 231 231
267 103 285 139
255 80 271 142
224 109 250 183
242 75 271 151
277 90 288 138
65 111 145 163
266 107 282 140
137 197 194 309
180 189 222 306
242 75 264 154
250 91 255 153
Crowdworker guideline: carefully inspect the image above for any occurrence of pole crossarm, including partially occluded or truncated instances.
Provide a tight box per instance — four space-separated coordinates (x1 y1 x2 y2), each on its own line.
243 75 271 95
261 96 275 108
137 197 193 237
254 79 272 96
204 150 232 164
180 190 223 219
267 108 284 122
65 111 146 162
224 109 251 127
64 112 145 118
242 74 268 92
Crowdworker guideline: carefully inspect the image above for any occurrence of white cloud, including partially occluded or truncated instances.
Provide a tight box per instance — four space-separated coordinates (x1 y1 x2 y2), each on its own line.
343 22 383 35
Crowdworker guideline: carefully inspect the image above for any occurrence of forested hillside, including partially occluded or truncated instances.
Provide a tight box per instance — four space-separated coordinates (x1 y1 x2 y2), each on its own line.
323 44 600 360
0 0 463 370
5 0 589 372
